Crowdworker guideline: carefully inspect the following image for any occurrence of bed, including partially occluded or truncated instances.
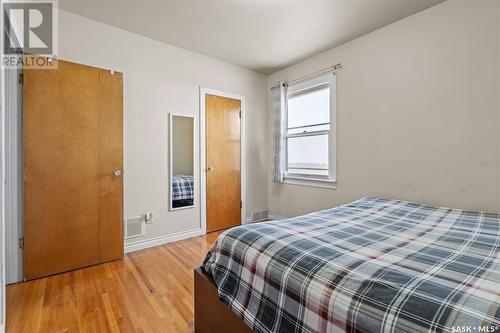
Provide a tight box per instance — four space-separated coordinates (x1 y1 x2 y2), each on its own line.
171 174 194 208
196 197 500 333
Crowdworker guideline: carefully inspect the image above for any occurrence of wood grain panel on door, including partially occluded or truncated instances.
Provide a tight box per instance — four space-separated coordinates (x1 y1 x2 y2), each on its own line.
206 94 241 232
23 57 124 280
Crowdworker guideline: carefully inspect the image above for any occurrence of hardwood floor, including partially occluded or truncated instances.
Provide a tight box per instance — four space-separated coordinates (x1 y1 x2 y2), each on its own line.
6 232 222 333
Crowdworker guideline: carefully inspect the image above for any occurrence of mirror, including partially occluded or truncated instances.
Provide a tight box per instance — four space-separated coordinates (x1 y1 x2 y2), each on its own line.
169 114 195 210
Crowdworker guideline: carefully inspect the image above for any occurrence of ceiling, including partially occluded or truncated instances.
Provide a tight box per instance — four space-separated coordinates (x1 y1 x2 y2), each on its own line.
59 0 444 74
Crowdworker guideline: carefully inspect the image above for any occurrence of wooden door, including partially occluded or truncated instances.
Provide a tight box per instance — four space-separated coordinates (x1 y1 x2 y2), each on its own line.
206 94 241 232
23 58 124 280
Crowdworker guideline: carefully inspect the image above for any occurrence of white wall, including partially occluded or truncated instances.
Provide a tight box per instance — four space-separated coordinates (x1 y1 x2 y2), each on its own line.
0 64 4 333
268 0 500 217
0 0 6 327
59 10 268 244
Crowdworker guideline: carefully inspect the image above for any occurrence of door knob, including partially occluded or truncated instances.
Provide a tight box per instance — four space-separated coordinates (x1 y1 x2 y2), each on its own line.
113 170 122 177
207 166 215 171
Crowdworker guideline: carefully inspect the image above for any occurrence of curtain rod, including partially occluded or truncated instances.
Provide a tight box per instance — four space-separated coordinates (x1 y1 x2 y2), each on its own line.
270 63 342 90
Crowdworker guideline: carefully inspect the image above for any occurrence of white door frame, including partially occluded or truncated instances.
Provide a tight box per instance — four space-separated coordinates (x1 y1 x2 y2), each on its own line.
4 66 23 284
199 87 246 234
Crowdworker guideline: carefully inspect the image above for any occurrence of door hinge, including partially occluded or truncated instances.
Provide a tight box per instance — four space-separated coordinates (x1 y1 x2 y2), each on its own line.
240 200 242 209
239 110 241 118
19 237 24 249
18 73 24 85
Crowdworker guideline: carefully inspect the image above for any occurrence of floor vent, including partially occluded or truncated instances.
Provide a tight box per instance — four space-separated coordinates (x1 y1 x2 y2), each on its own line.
124 216 145 239
251 209 269 222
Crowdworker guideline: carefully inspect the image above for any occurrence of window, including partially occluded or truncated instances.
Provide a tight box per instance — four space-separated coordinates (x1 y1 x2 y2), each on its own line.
285 74 336 187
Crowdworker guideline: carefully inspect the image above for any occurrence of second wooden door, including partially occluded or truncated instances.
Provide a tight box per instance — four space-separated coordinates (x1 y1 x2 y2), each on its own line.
23 58 124 280
206 94 241 232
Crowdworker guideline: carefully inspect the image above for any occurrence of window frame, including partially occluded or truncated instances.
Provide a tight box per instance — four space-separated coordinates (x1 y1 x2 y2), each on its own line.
283 73 336 189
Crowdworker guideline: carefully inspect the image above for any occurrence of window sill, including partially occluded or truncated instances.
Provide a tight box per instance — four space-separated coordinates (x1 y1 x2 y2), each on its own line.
283 176 337 190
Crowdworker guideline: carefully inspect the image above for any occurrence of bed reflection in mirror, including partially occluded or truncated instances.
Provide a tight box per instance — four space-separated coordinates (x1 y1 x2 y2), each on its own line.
169 114 195 210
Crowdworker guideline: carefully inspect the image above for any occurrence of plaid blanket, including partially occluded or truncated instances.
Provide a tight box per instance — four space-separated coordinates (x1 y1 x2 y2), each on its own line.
172 175 194 201
202 197 500 333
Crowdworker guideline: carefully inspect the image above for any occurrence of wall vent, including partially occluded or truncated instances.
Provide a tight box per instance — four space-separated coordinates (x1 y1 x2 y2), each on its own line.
251 209 269 222
124 216 145 239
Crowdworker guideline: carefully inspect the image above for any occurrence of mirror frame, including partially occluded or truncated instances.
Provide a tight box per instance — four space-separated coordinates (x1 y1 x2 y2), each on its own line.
169 113 196 211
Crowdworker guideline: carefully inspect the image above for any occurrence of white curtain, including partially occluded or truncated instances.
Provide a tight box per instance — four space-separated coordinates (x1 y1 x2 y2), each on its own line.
273 81 287 182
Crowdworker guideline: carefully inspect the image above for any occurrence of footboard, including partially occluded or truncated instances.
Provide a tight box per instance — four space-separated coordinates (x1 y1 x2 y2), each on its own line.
194 267 253 333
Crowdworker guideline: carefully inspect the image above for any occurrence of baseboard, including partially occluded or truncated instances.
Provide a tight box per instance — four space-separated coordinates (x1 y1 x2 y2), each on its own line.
124 228 204 253
245 217 266 224
245 213 287 224
268 214 286 221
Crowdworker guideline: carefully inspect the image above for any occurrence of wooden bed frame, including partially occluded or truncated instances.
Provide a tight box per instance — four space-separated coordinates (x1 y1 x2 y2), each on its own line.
194 267 253 333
